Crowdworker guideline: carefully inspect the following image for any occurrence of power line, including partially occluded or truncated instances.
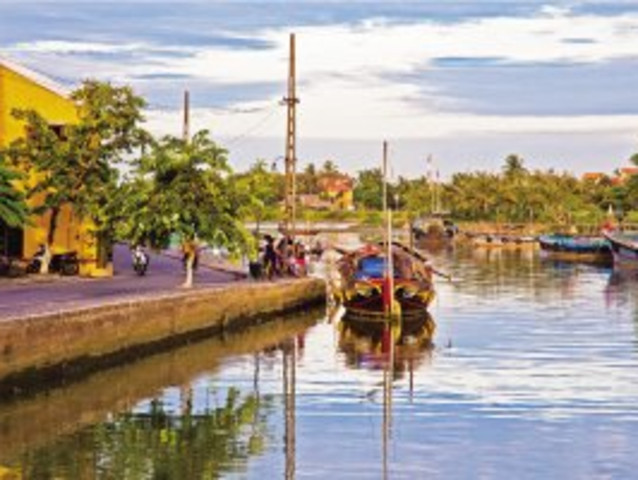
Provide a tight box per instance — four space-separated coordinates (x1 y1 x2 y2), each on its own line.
224 104 280 147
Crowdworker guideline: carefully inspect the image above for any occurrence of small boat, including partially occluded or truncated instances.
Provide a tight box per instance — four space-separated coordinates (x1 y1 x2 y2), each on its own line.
337 242 436 321
468 233 537 249
412 218 457 244
538 234 611 263
602 231 638 267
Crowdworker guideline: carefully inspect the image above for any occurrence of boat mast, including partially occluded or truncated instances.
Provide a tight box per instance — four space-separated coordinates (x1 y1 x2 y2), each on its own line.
283 33 299 237
383 141 396 317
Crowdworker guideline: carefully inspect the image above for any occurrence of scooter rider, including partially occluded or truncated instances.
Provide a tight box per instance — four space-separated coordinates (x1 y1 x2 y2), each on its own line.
132 244 149 275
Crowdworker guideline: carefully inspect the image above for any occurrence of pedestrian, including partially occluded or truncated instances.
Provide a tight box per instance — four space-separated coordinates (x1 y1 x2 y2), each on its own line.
263 234 278 279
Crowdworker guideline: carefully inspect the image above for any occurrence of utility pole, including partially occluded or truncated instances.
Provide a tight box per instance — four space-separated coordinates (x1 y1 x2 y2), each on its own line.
427 155 435 215
283 33 299 236
182 90 190 143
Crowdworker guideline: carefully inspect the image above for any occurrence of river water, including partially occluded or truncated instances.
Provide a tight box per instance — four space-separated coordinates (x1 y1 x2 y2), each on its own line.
2 243 638 479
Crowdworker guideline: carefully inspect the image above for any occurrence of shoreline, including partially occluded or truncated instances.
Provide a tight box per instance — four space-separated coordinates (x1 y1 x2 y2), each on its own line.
0 277 326 395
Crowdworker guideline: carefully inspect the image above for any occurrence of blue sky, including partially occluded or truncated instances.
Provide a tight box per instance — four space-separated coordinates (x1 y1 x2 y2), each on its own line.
2 1 638 177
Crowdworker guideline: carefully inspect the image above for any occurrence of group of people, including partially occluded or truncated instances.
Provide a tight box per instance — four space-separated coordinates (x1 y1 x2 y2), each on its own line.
259 234 323 280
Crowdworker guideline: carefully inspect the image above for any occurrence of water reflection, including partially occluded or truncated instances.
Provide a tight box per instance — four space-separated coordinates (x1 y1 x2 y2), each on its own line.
0 310 319 478
338 313 435 377
5 240 638 478
337 313 435 479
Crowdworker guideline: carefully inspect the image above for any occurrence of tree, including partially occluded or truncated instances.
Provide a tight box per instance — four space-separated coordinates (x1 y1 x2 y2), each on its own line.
0 160 28 228
298 162 319 194
320 159 339 176
126 130 254 288
234 159 283 233
353 168 384 210
502 154 528 179
2 80 147 271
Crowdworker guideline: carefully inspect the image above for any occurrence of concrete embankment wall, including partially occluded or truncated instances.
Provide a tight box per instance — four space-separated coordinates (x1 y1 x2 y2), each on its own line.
0 278 325 387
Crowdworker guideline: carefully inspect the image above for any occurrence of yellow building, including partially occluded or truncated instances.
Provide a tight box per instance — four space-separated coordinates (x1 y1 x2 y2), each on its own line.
0 57 111 276
317 174 354 211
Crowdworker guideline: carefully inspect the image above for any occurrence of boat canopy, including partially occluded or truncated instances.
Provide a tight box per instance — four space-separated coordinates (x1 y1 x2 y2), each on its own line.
355 256 386 279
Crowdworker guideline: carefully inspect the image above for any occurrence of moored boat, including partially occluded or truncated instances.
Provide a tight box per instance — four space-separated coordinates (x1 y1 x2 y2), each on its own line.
337 243 436 321
467 232 537 249
538 234 611 263
602 231 638 267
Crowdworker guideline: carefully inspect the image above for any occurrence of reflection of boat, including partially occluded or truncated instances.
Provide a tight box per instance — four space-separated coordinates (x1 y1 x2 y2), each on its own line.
603 231 638 267
338 312 435 371
337 243 435 320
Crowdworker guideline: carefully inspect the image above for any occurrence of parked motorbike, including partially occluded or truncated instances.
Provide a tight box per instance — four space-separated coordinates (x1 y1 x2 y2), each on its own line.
132 247 149 276
26 248 80 276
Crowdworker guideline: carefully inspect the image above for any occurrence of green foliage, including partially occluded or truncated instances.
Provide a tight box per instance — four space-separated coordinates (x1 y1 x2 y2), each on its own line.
353 168 384 210
20 388 271 479
298 162 319 194
124 130 255 258
0 159 28 228
233 159 284 225
2 79 147 245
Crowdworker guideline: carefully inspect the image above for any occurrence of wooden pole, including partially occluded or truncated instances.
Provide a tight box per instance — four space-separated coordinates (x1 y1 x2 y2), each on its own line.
383 141 397 317
284 33 299 237
182 90 190 143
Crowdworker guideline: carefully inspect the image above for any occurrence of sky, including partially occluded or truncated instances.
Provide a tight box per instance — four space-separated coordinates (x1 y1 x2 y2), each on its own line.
2 1 638 178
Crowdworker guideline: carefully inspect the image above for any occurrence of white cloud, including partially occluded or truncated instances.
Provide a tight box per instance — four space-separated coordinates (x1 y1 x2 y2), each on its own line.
5 4 638 169
117 9 638 139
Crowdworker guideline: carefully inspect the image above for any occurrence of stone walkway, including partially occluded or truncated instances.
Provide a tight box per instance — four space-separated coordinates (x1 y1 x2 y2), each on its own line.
0 244 244 320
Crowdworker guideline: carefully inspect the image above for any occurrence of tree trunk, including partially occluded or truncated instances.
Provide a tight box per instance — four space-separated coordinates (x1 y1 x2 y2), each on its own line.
183 251 194 288
41 206 60 274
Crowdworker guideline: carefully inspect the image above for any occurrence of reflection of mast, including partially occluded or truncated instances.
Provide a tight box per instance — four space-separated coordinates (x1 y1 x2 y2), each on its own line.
283 339 296 480
382 323 394 480
284 33 299 236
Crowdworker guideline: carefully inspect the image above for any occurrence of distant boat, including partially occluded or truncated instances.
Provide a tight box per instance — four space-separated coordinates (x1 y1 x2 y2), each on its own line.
467 232 537 248
539 234 611 263
602 231 638 267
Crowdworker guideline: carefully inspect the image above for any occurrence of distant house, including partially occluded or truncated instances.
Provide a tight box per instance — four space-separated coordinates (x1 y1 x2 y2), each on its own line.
298 194 332 210
0 57 111 276
317 174 354 210
581 172 605 183
617 167 638 183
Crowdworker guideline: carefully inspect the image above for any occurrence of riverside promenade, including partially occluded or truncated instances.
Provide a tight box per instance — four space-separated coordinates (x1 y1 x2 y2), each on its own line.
0 244 326 388
0 244 242 320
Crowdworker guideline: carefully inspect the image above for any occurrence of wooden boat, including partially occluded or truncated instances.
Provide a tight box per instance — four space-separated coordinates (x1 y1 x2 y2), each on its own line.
337 242 435 321
602 231 638 267
539 234 611 263
468 232 537 249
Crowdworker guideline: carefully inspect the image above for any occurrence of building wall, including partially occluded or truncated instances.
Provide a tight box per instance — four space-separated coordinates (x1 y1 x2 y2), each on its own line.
0 63 110 276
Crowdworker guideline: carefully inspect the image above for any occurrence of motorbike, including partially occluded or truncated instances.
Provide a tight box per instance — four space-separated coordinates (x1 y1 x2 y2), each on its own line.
26 249 80 276
132 248 149 276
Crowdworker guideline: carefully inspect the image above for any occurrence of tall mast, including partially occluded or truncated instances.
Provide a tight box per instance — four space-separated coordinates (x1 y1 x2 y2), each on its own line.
383 141 396 317
284 33 299 236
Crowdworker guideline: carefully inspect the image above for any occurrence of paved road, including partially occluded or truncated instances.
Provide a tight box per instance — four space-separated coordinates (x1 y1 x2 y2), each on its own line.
0 245 242 320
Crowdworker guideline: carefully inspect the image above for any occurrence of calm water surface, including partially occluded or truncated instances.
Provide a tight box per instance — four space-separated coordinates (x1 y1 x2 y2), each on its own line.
2 245 638 479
